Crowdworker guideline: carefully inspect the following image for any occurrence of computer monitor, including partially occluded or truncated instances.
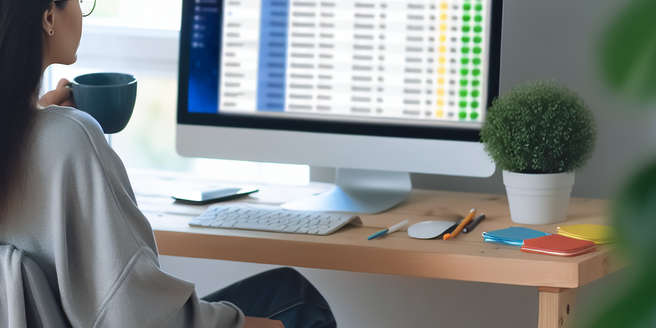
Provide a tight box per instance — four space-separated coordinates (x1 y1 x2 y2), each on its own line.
177 0 503 214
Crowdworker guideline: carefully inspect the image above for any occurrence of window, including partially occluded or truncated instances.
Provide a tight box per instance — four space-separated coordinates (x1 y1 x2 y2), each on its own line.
44 0 309 185
84 0 183 31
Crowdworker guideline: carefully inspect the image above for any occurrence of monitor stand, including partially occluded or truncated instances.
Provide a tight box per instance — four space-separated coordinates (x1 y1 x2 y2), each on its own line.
281 168 412 214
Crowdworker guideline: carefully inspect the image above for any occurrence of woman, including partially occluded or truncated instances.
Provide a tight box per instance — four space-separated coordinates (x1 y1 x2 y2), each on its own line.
0 1 336 327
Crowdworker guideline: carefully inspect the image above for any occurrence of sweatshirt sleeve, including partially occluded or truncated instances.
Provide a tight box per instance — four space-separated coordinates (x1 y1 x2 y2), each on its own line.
93 247 244 328
41 107 245 328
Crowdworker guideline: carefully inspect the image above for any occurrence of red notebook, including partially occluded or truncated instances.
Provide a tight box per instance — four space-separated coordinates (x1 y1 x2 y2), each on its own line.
520 234 596 257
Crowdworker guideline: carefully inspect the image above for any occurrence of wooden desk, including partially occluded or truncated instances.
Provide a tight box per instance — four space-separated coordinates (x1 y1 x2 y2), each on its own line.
132 170 624 328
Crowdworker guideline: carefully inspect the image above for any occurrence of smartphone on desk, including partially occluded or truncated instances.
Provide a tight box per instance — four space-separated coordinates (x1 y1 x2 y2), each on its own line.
172 187 259 205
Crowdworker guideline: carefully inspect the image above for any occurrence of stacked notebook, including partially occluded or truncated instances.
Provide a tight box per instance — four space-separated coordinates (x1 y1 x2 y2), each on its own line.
482 227 550 246
521 234 596 257
556 224 617 244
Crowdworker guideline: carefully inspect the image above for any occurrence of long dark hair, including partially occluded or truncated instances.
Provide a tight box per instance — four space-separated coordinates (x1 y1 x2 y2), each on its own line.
0 0 64 213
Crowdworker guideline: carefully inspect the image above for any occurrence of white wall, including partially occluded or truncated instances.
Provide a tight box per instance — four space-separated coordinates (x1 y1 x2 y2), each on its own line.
160 0 641 326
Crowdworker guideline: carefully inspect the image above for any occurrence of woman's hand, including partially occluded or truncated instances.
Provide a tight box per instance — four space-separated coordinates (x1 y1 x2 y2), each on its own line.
243 316 285 328
38 78 75 108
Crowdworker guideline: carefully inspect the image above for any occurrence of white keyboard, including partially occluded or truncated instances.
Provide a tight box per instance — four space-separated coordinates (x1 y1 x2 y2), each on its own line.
189 203 363 235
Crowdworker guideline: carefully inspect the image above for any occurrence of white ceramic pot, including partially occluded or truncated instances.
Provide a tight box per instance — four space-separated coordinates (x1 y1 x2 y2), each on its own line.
502 171 575 225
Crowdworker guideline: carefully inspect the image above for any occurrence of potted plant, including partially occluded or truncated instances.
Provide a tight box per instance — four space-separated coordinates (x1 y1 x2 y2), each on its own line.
480 80 597 224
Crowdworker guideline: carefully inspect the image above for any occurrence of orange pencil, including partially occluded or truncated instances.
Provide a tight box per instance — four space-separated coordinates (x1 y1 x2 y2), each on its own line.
444 209 476 240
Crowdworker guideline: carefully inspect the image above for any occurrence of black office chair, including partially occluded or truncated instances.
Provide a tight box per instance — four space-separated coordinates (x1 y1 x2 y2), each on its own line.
21 256 71 328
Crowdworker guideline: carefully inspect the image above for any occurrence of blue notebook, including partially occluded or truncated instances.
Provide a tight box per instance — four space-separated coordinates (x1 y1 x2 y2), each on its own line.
482 227 550 246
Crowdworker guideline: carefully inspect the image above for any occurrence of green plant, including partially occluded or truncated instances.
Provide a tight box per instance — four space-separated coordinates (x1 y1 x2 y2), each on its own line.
480 80 597 173
598 0 656 102
579 0 656 326
579 160 656 328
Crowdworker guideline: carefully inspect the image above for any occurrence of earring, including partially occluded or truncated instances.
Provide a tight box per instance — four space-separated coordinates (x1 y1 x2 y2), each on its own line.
49 30 54 36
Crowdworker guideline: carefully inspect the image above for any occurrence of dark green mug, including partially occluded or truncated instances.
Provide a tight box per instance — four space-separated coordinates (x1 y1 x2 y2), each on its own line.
71 73 137 134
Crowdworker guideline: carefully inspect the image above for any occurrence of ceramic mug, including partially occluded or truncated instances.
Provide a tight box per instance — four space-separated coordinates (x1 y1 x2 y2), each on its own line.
71 72 137 134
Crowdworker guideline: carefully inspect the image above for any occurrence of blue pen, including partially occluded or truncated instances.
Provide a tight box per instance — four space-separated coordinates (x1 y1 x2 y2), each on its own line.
368 220 409 240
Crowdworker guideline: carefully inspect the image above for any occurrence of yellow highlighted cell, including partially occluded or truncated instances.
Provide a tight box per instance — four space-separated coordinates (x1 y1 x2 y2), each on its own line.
439 45 447 53
438 56 446 64
441 2 448 10
438 78 445 85
437 99 445 106
436 110 444 118
440 13 447 21
438 67 446 74
440 35 447 42
438 88 445 96
440 24 447 31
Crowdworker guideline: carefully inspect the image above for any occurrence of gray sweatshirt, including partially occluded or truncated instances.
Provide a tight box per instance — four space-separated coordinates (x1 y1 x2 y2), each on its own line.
0 106 245 328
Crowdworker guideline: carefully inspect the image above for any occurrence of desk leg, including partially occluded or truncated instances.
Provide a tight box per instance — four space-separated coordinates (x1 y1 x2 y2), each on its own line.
537 287 578 328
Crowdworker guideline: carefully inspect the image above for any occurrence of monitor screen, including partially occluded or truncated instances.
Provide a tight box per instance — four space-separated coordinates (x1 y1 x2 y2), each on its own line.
178 0 503 142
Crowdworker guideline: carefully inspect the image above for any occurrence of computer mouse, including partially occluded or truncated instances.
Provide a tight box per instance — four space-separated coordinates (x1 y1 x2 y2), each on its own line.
408 220 458 239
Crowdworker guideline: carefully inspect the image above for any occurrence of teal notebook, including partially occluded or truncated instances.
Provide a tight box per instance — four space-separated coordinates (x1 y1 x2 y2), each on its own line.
482 227 550 246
